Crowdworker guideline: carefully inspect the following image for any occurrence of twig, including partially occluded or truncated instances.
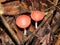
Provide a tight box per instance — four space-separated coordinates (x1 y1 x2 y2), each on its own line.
52 22 59 33
42 13 53 27
52 12 60 33
44 0 58 12
53 0 59 6
12 23 24 45
47 0 54 5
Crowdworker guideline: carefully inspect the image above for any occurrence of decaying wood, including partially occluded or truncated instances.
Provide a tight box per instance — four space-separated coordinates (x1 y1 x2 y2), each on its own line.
0 0 60 45
3 1 29 15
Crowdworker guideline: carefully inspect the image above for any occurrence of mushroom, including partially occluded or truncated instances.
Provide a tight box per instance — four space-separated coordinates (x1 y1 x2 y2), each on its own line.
16 15 31 36
31 10 44 29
